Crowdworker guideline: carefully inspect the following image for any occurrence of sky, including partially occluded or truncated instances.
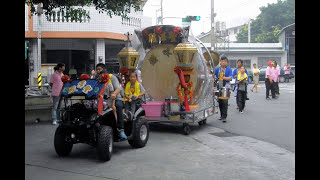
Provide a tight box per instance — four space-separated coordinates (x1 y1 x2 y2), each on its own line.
142 0 279 36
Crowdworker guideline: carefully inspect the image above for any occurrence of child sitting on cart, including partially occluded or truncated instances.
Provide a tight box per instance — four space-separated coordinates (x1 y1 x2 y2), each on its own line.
124 72 146 115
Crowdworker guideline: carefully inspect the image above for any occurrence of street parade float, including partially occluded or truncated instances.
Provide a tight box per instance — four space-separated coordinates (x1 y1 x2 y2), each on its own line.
127 25 218 135
55 67 150 161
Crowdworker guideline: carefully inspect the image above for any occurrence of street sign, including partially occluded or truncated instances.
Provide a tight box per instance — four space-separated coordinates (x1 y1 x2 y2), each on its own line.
186 16 200 21
182 18 191 27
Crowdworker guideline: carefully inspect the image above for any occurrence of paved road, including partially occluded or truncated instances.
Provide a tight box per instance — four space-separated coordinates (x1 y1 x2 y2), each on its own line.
25 81 295 179
211 81 295 152
25 120 294 179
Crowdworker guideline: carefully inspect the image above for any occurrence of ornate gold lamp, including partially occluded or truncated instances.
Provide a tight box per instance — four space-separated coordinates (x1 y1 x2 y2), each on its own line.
118 32 140 71
173 27 198 111
173 42 198 75
118 32 140 102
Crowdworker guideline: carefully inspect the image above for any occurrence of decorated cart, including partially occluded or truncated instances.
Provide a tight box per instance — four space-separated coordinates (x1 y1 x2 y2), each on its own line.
117 25 219 135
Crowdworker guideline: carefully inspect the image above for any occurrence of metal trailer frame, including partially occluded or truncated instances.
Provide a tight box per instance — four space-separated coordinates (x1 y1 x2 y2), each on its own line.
142 37 219 135
143 85 220 135
142 88 220 135
144 103 217 135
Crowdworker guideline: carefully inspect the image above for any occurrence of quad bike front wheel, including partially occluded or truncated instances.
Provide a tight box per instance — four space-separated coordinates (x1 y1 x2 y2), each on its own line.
54 126 73 157
128 117 149 148
97 125 113 161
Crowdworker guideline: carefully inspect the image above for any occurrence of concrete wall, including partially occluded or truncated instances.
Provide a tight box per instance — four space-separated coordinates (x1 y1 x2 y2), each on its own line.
221 52 286 68
27 4 152 34
201 46 287 69
25 4 152 85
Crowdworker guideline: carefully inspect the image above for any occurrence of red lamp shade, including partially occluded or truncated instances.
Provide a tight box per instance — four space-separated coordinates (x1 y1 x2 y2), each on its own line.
173 27 182 35
155 26 163 35
120 67 130 76
80 74 89 81
61 75 71 83
142 29 148 37
100 74 110 83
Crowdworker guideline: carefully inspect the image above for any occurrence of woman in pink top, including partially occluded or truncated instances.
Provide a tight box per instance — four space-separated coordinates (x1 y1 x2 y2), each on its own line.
50 63 65 125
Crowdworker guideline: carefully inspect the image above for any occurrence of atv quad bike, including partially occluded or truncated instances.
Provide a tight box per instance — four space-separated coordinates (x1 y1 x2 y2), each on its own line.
54 78 149 161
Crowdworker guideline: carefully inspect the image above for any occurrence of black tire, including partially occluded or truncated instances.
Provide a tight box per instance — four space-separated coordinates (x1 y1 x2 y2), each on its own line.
203 119 207 124
198 121 203 126
54 126 73 157
128 117 149 148
97 125 113 161
183 123 191 135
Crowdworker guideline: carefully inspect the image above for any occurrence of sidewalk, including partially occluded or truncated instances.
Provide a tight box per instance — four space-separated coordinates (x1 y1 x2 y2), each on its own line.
25 122 295 180
26 164 114 180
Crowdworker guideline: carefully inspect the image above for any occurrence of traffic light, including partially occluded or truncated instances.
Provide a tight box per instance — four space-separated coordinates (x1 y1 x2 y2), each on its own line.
186 16 200 21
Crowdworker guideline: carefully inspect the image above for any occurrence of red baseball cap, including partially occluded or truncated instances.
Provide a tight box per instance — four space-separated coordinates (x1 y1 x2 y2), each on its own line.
268 61 273 65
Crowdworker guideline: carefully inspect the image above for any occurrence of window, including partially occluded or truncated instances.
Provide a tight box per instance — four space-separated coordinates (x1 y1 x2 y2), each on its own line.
258 57 281 67
228 60 237 68
229 59 251 69
243 60 251 69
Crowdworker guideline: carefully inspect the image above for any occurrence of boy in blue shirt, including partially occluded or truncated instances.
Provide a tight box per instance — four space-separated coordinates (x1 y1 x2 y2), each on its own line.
214 56 233 123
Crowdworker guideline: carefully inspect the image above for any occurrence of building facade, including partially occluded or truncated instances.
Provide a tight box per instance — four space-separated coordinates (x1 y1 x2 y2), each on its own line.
204 43 287 69
25 3 152 85
278 23 295 65
197 24 293 69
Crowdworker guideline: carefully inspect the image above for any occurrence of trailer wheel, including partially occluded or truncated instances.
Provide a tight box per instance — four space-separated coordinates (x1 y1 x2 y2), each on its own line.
183 123 191 135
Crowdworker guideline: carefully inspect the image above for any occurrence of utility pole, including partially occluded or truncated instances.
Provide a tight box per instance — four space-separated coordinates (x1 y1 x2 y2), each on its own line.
160 0 163 25
155 0 163 25
37 3 43 85
248 20 251 43
211 0 215 51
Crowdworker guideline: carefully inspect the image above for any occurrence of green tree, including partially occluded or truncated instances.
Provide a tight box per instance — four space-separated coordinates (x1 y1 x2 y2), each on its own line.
25 0 143 22
236 0 294 43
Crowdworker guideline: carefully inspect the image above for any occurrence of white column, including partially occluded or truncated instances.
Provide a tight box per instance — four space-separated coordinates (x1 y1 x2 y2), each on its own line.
30 40 39 85
95 39 105 64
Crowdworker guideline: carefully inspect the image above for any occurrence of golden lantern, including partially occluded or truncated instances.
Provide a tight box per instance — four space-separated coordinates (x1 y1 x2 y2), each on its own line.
173 42 198 74
203 50 219 68
117 46 140 70
173 41 198 111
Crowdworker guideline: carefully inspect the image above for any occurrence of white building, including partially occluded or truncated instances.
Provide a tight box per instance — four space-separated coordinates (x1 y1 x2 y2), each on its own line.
197 24 289 69
197 24 245 43
25 3 152 85
201 43 286 69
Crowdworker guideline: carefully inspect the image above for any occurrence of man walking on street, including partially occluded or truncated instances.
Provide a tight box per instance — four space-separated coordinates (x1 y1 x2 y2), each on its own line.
284 64 291 83
214 56 233 123
50 63 65 125
250 63 260 93
273 61 280 96
265 61 276 100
